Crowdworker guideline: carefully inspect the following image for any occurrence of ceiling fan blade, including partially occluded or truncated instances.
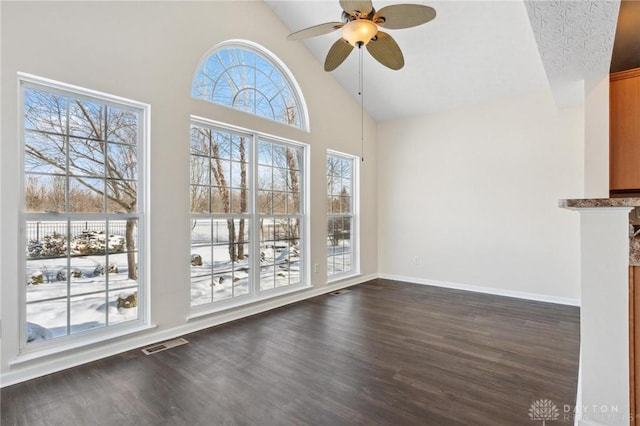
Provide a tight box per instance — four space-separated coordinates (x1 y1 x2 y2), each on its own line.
366 31 404 70
287 22 344 41
374 4 437 29
324 38 354 72
339 0 373 17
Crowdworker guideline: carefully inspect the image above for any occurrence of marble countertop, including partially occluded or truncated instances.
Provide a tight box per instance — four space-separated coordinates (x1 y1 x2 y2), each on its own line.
559 197 640 209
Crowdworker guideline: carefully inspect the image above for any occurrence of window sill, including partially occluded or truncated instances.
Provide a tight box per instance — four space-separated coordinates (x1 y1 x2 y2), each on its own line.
327 271 361 285
11 323 157 367
187 283 312 321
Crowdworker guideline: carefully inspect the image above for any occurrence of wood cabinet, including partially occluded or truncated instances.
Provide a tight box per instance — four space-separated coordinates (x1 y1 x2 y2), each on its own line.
610 68 640 191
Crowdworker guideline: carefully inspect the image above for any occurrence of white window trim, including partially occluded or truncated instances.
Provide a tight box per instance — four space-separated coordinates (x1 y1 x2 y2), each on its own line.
189 116 311 316
327 150 360 283
17 72 151 356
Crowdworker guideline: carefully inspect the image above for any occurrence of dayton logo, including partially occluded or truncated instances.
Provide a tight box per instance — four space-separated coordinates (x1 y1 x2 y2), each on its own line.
529 399 560 425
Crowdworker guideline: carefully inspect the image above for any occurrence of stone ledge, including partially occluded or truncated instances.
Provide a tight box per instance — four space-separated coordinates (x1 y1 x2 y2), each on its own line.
559 197 640 209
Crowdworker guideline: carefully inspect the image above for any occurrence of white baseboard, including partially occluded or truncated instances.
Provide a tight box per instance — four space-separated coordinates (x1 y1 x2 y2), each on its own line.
0 273 376 388
377 273 581 306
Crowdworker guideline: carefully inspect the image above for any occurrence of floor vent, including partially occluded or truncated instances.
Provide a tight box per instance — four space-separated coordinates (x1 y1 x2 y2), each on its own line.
141 338 189 355
330 289 351 295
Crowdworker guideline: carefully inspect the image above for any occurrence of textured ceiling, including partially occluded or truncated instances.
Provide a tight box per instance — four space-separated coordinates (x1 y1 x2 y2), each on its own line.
265 0 620 122
525 0 620 90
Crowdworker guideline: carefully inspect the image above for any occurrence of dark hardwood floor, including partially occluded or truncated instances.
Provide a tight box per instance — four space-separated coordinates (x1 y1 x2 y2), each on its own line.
1 279 580 425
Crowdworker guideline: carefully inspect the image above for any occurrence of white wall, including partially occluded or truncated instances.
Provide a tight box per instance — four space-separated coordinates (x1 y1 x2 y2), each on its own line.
377 91 584 302
0 1 377 384
584 75 611 198
575 207 630 426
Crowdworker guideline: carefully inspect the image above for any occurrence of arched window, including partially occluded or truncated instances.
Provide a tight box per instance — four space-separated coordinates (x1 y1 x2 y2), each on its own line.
192 40 308 130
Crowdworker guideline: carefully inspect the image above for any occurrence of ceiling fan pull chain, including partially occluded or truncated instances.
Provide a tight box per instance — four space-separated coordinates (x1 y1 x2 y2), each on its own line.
359 45 365 163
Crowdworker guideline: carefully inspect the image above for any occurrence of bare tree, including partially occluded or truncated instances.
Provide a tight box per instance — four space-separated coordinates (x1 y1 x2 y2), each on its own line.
25 176 44 212
327 156 352 247
286 147 300 240
24 90 139 279
208 130 235 261
265 144 301 243
190 154 209 214
237 137 247 259
285 107 301 241
190 51 301 263
191 128 248 262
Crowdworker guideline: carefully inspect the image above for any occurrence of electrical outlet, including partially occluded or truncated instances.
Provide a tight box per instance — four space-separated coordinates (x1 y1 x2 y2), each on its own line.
314 263 319 273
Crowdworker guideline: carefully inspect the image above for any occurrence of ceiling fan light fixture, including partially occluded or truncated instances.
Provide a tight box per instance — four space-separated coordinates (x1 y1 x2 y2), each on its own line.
341 19 378 47
287 0 437 71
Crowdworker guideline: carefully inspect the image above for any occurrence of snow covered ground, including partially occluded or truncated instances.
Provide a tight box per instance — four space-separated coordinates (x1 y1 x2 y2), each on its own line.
27 240 303 340
25 220 345 343
26 251 139 341
189 218 303 306
327 241 352 275
190 243 301 306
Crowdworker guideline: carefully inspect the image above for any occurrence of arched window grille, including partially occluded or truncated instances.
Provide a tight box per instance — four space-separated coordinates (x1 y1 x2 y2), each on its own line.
192 40 308 130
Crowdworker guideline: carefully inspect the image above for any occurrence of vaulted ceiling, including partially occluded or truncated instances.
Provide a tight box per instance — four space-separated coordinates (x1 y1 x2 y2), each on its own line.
611 0 640 73
264 0 621 122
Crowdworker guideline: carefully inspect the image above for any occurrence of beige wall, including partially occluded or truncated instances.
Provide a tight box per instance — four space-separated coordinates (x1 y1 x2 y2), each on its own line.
0 1 377 383
377 91 584 302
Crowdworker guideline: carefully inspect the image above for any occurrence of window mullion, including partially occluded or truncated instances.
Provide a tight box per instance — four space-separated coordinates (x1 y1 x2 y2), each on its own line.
253 59 257 116
104 107 110 328
65 96 72 336
209 218 214 304
251 134 259 297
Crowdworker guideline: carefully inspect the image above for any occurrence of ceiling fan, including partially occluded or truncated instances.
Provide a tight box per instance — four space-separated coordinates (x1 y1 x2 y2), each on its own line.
287 0 436 71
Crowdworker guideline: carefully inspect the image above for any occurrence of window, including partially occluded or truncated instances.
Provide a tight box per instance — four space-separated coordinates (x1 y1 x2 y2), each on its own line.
327 152 358 279
192 40 308 130
190 124 251 304
191 41 308 310
190 118 306 308
21 75 148 348
257 138 304 291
